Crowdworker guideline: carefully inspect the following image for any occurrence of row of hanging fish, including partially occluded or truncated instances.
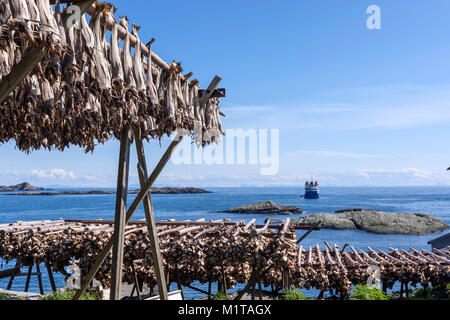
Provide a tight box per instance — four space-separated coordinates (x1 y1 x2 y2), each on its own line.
0 0 224 152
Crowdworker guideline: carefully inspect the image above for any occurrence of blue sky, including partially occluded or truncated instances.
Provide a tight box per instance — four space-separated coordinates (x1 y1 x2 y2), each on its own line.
1 0 450 187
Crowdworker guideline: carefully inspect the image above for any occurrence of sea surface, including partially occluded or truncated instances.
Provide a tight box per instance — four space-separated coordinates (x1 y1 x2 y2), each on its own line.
0 186 449 299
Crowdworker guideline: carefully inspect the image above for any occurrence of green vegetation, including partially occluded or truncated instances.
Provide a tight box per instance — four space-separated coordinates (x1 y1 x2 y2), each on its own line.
390 284 449 300
211 291 229 300
40 289 100 300
350 284 389 300
278 288 314 300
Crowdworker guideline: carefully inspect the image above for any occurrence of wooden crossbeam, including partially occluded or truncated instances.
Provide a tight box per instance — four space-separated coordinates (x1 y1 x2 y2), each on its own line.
64 219 321 231
0 267 20 279
198 88 226 98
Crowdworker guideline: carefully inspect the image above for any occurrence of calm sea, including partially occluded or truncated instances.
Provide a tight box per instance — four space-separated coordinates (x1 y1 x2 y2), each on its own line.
1 186 449 299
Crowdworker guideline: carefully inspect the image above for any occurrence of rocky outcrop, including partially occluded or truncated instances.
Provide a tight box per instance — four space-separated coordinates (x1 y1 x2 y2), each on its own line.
3 187 211 196
219 201 303 215
293 209 449 235
0 182 45 192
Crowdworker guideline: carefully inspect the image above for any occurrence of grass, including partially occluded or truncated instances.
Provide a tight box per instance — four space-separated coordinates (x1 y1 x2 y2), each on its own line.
211 291 229 300
278 288 315 300
349 284 389 300
40 289 100 300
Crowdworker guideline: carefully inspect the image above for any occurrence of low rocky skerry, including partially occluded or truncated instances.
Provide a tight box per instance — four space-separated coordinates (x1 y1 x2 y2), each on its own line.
219 201 303 215
292 209 449 235
0 182 45 192
3 187 212 196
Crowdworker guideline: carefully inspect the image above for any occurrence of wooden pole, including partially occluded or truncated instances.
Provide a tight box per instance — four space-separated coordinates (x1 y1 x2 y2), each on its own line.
110 128 131 300
24 265 33 292
73 135 183 300
0 45 45 105
208 278 212 300
45 262 57 292
133 126 168 300
131 261 142 301
199 76 222 106
0 267 20 279
296 228 314 244
221 265 228 297
36 263 44 295
6 260 20 290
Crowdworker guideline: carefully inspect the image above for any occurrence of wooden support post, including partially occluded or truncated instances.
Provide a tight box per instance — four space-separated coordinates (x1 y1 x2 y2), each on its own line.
176 270 184 300
133 127 168 300
0 45 45 105
110 128 131 300
258 277 263 300
208 278 212 300
36 263 44 295
73 135 183 300
400 281 404 299
45 262 57 292
131 261 142 301
24 265 33 292
221 265 228 297
6 260 20 290
166 270 170 292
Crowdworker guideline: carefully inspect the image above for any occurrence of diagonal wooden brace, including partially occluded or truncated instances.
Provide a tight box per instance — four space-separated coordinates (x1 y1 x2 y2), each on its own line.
133 126 168 300
0 45 45 105
199 75 222 106
73 134 184 300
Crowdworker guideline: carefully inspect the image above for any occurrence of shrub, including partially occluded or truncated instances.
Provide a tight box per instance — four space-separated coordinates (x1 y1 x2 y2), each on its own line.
350 284 388 300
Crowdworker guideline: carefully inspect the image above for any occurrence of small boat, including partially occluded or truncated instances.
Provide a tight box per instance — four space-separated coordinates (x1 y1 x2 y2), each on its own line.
304 180 320 199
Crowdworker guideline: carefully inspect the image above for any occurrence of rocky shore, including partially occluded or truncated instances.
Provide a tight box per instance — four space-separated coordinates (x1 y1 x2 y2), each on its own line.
0 182 45 192
219 201 303 215
292 209 449 235
2 187 212 196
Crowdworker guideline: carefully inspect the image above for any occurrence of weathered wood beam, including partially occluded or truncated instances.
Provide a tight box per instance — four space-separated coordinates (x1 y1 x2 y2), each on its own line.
0 267 20 279
296 228 314 244
110 128 132 300
45 262 57 292
133 126 168 300
0 45 45 105
36 263 44 295
199 76 222 106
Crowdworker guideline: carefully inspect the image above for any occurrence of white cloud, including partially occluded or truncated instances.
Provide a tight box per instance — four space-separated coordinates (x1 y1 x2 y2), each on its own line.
31 169 76 180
